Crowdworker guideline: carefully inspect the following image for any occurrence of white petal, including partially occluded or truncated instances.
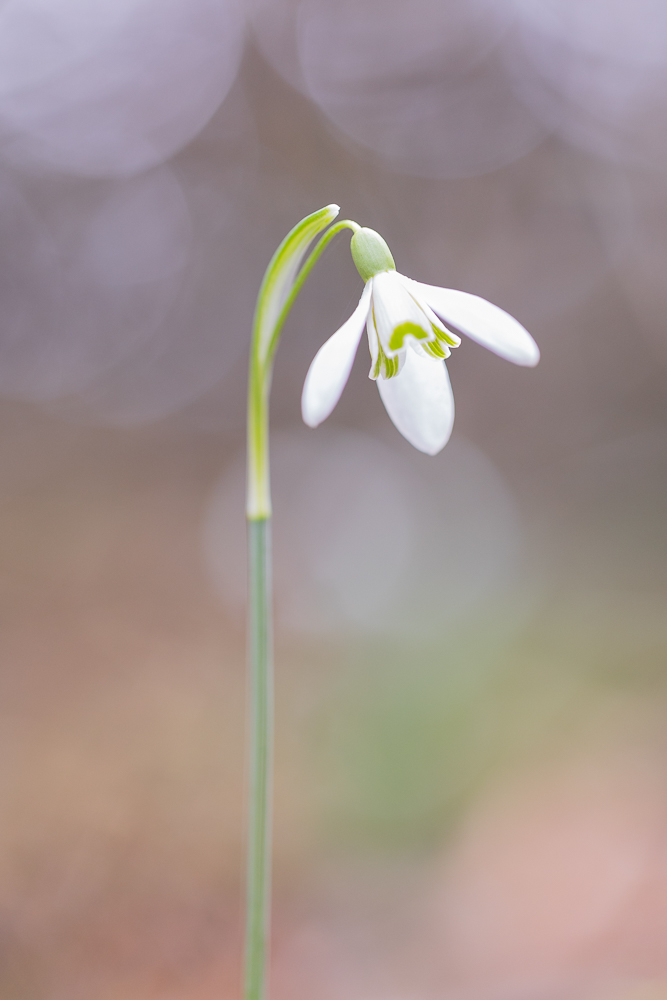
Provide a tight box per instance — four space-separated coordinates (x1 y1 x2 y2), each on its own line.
366 310 379 376
408 279 540 367
371 270 434 356
377 350 454 455
301 281 372 427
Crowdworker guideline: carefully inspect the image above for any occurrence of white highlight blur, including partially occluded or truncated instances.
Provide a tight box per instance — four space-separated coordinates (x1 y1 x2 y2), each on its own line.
598 169 667 353
511 0 667 167
250 0 305 92
0 0 246 177
79 171 192 288
252 0 547 179
297 0 547 179
203 428 521 637
0 166 191 399
413 149 614 324
0 79 255 417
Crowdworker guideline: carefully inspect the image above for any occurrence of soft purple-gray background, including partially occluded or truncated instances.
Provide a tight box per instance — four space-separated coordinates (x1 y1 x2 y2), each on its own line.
2 1 667 996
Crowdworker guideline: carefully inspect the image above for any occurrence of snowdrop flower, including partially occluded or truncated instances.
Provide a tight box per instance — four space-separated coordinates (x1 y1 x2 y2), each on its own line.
301 227 539 455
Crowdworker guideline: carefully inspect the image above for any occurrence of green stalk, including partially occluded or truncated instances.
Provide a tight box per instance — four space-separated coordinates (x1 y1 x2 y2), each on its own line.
244 516 272 1000
244 208 359 1000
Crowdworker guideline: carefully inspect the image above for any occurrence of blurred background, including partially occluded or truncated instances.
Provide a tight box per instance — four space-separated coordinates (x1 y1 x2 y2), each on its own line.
1 0 667 997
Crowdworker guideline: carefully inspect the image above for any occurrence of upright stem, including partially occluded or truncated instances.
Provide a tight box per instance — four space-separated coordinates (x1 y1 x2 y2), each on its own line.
244 208 359 1000
244 517 273 1000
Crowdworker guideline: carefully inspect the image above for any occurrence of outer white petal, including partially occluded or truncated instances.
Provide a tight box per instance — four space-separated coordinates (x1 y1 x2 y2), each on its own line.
377 350 454 455
302 281 373 427
366 310 380 375
406 278 540 367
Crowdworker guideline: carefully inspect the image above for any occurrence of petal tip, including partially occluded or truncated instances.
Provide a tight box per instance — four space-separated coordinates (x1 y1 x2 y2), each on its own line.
513 341 540 367
301 400 322 429
424 436 451 456
412 419 453 455
413 282 541 369
300 382 326 428
377 352 455 456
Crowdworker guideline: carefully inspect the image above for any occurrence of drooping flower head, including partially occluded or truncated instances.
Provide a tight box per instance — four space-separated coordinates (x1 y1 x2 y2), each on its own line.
302 227 539 455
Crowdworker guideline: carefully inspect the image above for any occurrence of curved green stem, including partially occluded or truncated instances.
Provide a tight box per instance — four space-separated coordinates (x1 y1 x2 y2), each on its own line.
244 209 358 1000
266 220 360 365
247 217 359 520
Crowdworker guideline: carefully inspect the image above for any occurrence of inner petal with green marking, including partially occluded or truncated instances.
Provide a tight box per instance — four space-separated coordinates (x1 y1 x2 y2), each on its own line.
370 339 404 380
388 321 431 352
422 337 451 359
